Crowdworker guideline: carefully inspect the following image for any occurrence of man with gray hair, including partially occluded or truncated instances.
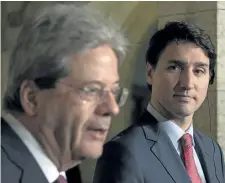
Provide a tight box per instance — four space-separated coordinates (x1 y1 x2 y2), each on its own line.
1 3 128 183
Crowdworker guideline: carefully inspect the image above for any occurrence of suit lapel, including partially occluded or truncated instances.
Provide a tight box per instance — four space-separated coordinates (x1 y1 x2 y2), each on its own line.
139 111 191 183
1 119 49 183
194 131 217 183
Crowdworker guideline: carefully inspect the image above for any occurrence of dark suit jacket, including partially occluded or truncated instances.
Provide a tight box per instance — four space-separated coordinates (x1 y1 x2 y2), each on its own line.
1 118 82 183
94 110 225 183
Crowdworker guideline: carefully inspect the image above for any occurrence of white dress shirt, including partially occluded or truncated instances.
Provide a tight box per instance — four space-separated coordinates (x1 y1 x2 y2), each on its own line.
147 103 206 183
2 111 66 183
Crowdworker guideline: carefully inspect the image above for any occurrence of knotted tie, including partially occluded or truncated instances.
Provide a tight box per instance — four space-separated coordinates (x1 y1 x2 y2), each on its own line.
54 175 68 183
180 133 202 183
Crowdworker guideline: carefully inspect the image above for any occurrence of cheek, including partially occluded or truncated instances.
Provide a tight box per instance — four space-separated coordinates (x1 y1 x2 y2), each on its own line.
71 105 107 159
38 91 92 138
69 101 97 147
164 73 180 86
153 75 176 94
62 100 90 133
55 96 97 159
56 92 93 125
196 85 208 102
36 93 60 128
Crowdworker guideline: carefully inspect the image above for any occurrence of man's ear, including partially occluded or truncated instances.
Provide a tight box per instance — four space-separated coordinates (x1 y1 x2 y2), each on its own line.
20 80 39 116
146 62 154 85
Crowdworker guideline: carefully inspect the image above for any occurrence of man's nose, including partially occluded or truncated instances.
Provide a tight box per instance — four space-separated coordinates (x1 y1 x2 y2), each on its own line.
96 92 120 116
179 69 195 90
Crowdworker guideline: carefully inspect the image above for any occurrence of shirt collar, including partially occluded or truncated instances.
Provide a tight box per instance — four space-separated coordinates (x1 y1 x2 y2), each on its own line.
147 103 195 151
2 111 66 183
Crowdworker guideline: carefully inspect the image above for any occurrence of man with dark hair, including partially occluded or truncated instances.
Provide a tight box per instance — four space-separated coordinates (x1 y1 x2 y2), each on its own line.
1 3 129 183
94 21 225 183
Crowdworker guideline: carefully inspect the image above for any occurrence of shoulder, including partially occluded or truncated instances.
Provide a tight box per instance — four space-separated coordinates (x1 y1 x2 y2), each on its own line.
94 125 147 183
100 110 158 161
107 110 158 150
112 124 146 142
1 147 22 183
107 124 148 151
103 121 157 161
195 130 219 148
194 130 224 157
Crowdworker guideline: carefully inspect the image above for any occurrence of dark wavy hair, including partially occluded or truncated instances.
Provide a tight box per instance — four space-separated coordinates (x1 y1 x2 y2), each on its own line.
146 21 216 86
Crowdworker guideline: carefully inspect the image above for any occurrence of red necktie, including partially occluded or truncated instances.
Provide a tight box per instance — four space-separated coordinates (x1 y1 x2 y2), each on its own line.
55 175 68 183
180 133 202 183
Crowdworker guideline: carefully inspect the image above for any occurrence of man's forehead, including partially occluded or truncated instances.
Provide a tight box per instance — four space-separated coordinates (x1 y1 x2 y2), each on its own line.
166 59 209 67
159 42 210 64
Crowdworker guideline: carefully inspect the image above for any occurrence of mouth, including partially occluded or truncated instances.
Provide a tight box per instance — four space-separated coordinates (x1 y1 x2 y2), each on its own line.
86 126 109 141
173 94 193 102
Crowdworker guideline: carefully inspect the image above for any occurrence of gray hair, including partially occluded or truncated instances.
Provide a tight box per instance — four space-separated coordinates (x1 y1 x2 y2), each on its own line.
3 3 129 112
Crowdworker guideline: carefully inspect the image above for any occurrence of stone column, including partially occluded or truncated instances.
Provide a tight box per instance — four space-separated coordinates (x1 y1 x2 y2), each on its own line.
216 1 225 153
158 1 225 153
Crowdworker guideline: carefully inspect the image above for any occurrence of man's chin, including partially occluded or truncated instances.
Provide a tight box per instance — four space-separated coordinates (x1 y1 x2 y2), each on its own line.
61 160 83 171
79 142 104 159
174 110 194 119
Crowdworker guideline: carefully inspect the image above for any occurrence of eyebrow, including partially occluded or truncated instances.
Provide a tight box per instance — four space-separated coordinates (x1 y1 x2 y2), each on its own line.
82 80 120 86
167 59 209 68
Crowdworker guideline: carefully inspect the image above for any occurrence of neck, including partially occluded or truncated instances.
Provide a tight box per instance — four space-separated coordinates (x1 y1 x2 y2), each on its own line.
33 123 81 171
10 110 81 171
150 101 193 131
172 116 193 131
10 110 39 135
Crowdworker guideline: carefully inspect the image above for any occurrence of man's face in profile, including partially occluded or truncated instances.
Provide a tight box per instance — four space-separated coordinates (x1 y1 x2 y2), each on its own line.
35 44 120 170
147 41 210 120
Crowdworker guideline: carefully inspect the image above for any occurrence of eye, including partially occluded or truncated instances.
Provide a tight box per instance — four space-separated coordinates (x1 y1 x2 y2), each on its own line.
194 69 205 76
167 65 181 72
111 86 121 96
81 85 102 95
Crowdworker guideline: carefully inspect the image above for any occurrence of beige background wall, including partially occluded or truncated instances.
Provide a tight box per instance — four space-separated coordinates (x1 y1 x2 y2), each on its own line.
216 1 225 156
1 2 224 183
